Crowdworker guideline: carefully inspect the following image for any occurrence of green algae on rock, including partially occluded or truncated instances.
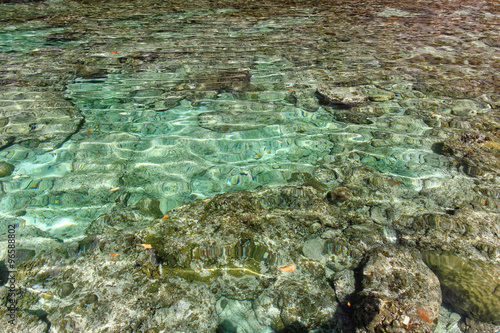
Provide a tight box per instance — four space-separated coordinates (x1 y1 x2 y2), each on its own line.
0 162 14 177
422 251 500 325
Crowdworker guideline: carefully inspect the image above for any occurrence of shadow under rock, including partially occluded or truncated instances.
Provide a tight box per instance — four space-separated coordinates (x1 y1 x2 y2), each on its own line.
0 261 8 286
318 301 357 333
276 322 308 333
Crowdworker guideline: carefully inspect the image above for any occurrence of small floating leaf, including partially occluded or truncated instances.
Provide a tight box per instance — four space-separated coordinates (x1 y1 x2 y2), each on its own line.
277 264 296 272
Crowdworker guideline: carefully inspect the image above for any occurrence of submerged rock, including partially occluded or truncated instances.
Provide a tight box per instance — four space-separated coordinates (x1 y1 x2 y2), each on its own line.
194 70 252 92
325 187 352 204
132 198 164 218
352 246 441 333
333 111 374 124
2 180 500 331
0 90 83 151
198 110 283 132
364 86 395 102
0 162 14 177
253 277 338 331
287 89 321 112
317 84 368 107
331 269 356 304
431 127 500 178
58 282 75 298
74 65 108 79
0 187 344 332
422 251 500 325
175 70 253 93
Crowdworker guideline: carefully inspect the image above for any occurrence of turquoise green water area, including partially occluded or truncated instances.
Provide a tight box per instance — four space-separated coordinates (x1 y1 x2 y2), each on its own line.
0 60 451 239
0 1 497 245
1 1 499 331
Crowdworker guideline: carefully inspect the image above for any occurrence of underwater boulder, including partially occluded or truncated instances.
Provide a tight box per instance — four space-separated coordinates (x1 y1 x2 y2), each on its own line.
0 90 83 151
325 187 352 204
253 278 337 331
194 70 252 92
316 84 368 107
352 246 441 333
363 86 395 102
423 251 500 325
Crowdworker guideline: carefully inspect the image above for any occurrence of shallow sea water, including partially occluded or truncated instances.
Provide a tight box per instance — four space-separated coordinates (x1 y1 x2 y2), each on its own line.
0 0 499 332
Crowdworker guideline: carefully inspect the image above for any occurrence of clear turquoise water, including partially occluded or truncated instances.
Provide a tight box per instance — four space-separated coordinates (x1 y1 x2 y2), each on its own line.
1 1 499 331
0 66 452 239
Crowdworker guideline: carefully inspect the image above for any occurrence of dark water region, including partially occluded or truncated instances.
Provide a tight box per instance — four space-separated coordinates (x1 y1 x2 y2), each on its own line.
0 0 499 332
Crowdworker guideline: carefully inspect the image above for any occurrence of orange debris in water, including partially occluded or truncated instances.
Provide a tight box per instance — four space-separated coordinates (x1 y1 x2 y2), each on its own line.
112 51 117 53
163 214 169 219
109 253 119 257
417 307 432 323
277 264 296 272
138 244 152 249
347 302 351 307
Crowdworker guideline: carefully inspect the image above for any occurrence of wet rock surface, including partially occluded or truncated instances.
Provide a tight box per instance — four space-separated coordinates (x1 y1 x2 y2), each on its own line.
0 162 14 177
317 85 368 107
0 0 499 331
353 246 441 333
423 251 500 325
1 177 497 332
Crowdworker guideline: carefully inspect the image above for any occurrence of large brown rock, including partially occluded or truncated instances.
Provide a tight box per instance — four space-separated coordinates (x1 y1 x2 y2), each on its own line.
352 246 441 333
